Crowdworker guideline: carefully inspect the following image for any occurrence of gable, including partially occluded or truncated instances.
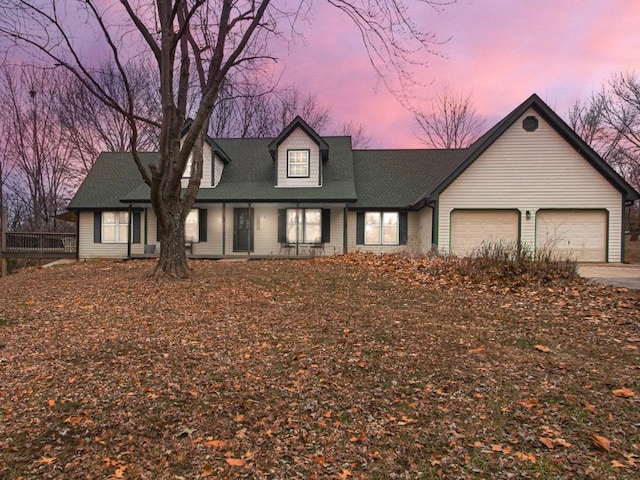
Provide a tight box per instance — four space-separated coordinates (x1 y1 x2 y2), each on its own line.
275 127 323 188
430 94 638 202
441 108 623 208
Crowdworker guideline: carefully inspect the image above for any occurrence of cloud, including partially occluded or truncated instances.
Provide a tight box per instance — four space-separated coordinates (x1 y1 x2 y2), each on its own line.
275 0 640 147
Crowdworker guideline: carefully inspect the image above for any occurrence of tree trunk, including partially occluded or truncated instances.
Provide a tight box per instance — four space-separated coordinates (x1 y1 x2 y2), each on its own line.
154 198 189 278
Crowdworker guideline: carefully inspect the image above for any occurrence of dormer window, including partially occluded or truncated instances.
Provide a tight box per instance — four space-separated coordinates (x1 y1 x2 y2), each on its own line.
287 150 310 178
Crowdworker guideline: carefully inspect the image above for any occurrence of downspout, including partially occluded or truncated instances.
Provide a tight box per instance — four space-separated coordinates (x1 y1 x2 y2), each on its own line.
432 200 439 248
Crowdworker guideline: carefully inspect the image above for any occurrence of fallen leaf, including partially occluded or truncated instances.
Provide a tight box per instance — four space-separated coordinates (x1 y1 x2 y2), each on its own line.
612 387 635 398
514 451 536 463
554 438 572 448
338 468 352 479
611 460 626 468
534 344 551 353
225 458 245 467
200 464 214 477
205 439 227 449
468 345 486 354
539 437 555 449
114 466 126 478
584 400 596 412
37 456 56 464
591 434 611 452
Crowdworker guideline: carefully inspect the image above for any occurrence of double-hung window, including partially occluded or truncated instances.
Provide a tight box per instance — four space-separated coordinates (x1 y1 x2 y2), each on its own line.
185 209 199 242
102 212 129 243
287 150 310 178
286 208 321 243
365 212 399 245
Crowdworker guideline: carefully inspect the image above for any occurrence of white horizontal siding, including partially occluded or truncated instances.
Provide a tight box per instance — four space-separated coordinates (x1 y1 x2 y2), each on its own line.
439 109 623 261
78 211 129 259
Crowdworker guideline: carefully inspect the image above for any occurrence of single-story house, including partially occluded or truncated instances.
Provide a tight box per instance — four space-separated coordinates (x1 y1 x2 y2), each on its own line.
67 94 639 262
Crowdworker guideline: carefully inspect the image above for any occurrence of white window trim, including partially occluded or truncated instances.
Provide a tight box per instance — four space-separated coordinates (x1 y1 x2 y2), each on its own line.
287 150 310 178
364 211 399 245
286 208 322 244
102 211 130 244
185 209 199 243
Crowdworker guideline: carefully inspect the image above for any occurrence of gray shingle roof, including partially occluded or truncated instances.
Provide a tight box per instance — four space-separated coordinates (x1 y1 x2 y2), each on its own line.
67 152 156 210
351 149 467 208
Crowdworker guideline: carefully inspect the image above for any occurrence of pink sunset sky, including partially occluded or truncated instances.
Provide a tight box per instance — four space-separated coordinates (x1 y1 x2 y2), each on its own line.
275 0 640 148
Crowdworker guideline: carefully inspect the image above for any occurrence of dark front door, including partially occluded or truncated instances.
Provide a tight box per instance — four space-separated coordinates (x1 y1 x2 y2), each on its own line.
233 208 254 252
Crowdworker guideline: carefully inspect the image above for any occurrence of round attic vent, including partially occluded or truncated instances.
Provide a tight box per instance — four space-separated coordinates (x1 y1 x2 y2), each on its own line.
523 115 539 132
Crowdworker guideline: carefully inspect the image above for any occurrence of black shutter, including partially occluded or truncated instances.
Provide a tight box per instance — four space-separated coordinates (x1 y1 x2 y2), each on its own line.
93 212 102 243
156 217 161 242
278 209 286 243
399 211 408 245
132 211 141 244
321 209 331 243
356 212 364 245
199 208 208 242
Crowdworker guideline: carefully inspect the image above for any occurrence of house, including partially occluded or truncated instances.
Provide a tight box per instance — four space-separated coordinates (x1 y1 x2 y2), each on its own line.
67 94 639 262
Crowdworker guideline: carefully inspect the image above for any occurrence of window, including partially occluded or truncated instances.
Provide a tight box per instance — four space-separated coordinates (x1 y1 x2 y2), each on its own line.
185 209 199 242
287 150 310 177
286 208 321 243
102 212 129 243
365 212 399 245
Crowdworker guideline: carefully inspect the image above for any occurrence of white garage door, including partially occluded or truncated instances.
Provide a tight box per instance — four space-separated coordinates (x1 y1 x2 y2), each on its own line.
536 210 606 262
450 209 520 256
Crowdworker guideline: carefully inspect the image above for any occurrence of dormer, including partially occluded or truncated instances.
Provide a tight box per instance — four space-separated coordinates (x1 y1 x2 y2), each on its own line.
180 119 231 189
268 116 329 188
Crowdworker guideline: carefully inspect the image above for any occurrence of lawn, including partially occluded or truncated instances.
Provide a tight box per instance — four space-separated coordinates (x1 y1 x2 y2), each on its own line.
0 255 639 479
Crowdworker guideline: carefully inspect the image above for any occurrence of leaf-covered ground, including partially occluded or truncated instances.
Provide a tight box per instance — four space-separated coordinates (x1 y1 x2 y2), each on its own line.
0 255 639 479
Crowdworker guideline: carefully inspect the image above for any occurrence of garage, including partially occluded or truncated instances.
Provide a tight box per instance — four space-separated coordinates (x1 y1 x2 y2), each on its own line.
535 209 607 262
450 209 520 256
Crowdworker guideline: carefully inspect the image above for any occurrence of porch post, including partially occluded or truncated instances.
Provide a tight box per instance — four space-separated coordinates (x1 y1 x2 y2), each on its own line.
247 202 252 257
295 203 300 256
222 203 226 256
343 204 348 254
127 204 132 259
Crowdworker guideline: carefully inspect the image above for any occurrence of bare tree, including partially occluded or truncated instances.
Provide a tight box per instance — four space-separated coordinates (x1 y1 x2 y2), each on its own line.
413 87 486 148
57 63 162 176
1 66 77 231
339 120 371 148
1 0 446 278
568 71 640 239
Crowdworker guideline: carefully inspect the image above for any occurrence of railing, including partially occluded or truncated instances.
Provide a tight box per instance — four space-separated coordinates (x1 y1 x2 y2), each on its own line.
2 232 76 258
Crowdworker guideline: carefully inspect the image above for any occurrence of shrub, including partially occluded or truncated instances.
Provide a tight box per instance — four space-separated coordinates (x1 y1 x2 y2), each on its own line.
456 241 577 284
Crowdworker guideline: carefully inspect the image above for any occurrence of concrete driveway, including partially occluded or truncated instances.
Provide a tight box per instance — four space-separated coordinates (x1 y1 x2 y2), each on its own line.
578 264 640 289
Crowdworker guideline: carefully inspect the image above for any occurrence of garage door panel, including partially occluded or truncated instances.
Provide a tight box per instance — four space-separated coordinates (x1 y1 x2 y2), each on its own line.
536 210 606 262
451 210 520 256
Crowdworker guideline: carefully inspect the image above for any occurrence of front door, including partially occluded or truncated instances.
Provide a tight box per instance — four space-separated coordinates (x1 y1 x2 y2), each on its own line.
233 208 254 252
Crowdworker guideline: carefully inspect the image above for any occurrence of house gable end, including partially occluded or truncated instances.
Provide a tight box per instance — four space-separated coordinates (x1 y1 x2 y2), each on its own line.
426 94 639 203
